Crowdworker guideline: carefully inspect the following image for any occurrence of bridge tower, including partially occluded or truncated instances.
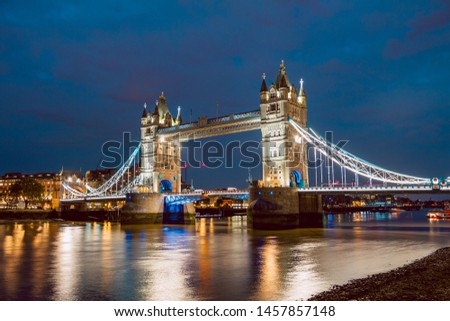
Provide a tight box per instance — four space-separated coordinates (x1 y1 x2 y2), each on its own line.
259 60 309 188
140 93 182 193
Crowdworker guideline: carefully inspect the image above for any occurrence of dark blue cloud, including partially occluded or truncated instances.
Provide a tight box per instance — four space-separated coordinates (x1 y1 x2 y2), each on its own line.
0 0 449 187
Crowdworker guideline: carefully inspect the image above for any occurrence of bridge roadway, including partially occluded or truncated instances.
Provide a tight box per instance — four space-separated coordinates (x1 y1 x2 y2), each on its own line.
59 190 249 204
297 185 450 195
60 185 450 205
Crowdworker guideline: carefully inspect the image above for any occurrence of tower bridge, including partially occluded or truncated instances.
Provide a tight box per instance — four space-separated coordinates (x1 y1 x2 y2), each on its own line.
61 61 450 228
138 60 309 194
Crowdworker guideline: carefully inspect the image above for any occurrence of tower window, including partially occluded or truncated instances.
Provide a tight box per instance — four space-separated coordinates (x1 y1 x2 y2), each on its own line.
267 103 278 114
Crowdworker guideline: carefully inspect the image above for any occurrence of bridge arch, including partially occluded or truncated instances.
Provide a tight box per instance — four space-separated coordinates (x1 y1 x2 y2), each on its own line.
160 179 173 193
290 170 304 188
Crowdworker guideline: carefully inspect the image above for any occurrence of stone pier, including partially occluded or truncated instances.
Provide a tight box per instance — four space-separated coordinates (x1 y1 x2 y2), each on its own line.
121 193 196 224
247 187 323 229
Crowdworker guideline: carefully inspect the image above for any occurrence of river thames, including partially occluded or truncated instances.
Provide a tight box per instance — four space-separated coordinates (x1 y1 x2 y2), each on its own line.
0 210 449 300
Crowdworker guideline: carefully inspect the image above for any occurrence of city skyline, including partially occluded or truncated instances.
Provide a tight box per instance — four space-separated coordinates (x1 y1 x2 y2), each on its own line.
1 1 449 188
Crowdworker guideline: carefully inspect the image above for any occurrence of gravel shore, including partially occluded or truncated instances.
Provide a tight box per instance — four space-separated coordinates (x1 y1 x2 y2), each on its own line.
309 247 450 301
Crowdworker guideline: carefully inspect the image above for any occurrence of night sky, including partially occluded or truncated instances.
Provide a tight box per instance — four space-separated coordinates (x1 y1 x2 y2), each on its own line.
1 1 449 189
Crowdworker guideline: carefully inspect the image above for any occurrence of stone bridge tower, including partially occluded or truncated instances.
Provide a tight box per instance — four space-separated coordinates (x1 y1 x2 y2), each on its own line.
140 93 182 193
259 60 309 188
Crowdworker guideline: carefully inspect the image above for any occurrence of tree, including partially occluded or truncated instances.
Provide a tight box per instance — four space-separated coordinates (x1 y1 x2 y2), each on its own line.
215 198 224 208
8 181 23 207
9 178 44 209
21 178 44 209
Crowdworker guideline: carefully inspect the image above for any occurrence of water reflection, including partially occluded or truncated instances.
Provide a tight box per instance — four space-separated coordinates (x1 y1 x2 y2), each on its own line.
252 237 281 300
324 211 413 224
0 210 449 300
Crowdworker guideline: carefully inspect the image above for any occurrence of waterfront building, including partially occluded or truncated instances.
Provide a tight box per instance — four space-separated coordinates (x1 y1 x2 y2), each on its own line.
0 170 82 210
85 168 116 188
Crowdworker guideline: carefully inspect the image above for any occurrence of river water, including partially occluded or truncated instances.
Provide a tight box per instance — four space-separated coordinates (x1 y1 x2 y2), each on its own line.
0 210 449 300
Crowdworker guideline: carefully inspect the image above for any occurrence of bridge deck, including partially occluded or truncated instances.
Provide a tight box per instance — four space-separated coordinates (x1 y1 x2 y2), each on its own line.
298 185 450 194
60 185 450 203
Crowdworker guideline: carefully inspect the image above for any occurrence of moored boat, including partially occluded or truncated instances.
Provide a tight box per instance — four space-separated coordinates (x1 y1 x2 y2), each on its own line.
390 207 405 212
427 209 450 219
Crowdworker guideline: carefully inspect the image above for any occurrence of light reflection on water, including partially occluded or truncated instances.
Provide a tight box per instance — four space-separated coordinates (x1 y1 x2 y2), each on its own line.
0 210 449 300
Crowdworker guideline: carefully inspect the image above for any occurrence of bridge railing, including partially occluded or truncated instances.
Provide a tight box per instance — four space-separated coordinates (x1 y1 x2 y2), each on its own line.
234 110 261 119
176 189 248 195
297 185 448 192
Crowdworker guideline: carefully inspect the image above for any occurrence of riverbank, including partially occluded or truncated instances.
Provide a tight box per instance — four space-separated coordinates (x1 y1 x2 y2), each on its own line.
309 247 450 300
0 209 119 222
0 209 57 220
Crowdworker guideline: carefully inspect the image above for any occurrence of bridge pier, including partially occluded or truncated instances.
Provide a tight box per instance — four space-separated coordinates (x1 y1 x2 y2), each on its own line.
298 193 324 227
247 187 323 229
121 193 195 224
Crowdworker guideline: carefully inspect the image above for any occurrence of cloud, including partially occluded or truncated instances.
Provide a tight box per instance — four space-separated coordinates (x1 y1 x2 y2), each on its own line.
385 30 450 59
384 2 450 58
17 108 76 127
407 3 450 37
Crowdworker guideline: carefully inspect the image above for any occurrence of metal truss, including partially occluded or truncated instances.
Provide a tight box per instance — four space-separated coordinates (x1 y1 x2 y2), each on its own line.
86 144 141 196
61 144 141 199
157 110 261 141
289 119 431 185
61 182 86 198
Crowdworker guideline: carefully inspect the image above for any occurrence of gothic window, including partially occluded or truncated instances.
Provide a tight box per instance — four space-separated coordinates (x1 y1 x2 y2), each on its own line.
270 88 276 99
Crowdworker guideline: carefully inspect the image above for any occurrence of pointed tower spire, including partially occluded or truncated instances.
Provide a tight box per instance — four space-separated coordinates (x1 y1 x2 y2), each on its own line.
279 74 288 88
159 91 166 104
141 102 148 118
299 78 306 96
176 106 182 124
260 73 268 92
280 59 285 70
276 59 290 88
153 100 159 116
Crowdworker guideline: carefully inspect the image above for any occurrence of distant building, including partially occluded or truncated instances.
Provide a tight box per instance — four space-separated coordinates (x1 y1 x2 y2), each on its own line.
84 166 140 191
85 168 116 188
0 170 83 210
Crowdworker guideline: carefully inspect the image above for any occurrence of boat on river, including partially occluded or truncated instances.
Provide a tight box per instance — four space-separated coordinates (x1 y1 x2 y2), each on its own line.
427 209 450 219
